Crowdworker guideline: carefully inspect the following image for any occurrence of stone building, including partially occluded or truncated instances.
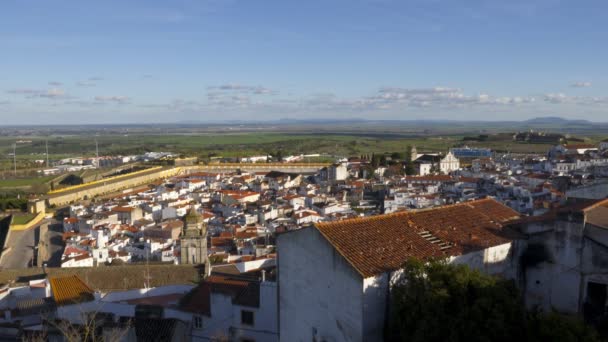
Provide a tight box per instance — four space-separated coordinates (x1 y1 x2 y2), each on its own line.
180 208 208 266
440 151 460 174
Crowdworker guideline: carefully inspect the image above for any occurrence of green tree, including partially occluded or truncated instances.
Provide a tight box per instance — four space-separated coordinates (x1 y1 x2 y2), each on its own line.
404 145 413 162
527 311 600 342
388 259 599 342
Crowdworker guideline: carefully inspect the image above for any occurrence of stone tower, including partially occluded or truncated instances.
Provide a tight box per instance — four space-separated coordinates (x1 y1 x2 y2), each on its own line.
180 208 208 265
410 146 418 162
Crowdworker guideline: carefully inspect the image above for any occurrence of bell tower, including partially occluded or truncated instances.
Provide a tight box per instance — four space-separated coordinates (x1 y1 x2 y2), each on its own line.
180 207 208 265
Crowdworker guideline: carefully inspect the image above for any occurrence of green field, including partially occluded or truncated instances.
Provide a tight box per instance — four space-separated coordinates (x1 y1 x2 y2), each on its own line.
11 213 35 225
0 128 591 194
0 175 56 188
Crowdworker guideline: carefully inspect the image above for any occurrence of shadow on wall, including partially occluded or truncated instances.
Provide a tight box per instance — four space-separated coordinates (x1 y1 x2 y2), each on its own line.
0 215 12 259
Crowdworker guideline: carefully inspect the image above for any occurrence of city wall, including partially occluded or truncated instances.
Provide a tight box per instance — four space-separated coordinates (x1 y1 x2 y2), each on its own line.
46 163 328 207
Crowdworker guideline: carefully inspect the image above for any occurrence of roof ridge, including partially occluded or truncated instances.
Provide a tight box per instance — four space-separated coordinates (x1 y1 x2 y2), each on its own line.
583 198 608 212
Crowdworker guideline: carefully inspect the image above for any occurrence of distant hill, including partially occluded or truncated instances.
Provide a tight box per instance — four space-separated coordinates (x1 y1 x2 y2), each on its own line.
523 117 593 125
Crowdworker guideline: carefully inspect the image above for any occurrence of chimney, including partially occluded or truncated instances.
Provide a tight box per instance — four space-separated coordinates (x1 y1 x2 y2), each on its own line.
261 270 266 282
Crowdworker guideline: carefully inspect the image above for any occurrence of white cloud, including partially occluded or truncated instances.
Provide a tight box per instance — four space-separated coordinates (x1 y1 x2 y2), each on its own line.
48 81 63 86
39 88 66 98
77 81 96 87
571 81 592 88
210 83 276 95
7 88 68 99
94 95 130 104
7 88 43 95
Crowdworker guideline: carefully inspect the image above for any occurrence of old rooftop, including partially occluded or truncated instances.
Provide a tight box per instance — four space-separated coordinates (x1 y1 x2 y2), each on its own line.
50 275 95 306
315 198 520 278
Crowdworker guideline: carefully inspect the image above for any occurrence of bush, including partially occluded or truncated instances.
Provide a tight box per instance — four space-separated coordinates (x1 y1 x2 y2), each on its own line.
388 259 599 342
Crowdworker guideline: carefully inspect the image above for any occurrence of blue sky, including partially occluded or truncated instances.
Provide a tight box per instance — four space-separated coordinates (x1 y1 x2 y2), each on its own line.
1 0 607 124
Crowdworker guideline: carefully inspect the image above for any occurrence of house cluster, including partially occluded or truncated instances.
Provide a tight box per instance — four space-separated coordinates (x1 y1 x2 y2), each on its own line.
3 140 608 341
385 141 608 216
5 196 608 341
58 166 377 269
0 257 278 341
57 142 608 270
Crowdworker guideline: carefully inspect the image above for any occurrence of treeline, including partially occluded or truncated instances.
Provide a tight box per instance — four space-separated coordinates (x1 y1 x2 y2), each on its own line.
0 192 27 211
389 259 601 342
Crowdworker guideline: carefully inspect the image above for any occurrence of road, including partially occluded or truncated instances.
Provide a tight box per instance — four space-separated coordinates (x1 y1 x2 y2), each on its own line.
41 222 65 267
0 218 64 269
0 224 38 269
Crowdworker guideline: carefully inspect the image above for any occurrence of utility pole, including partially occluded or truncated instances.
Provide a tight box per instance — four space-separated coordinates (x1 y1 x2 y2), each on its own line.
13 143 16 176
45 139 49 168
95 139 99 168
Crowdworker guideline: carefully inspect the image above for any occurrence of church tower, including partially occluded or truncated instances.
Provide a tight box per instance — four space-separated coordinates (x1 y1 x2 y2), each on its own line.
410 146 418 162
180 207 208 265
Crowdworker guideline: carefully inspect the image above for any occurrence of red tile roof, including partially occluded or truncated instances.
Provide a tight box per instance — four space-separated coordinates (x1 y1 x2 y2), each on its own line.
315 198 520 278
112 206 136 213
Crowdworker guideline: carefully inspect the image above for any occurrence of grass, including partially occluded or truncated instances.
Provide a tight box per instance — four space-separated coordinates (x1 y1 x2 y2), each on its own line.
0 175 55 188
11 213 35 225
0 131 563 193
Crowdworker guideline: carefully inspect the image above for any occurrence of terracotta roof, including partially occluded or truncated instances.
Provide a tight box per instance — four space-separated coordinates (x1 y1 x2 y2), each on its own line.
584 198 608 229
405 175 452 182
49 275 95 306
112 206 136 213
315 198 520 278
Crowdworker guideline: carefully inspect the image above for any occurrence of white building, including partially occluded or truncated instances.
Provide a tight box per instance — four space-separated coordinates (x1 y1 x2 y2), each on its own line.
328 163 348 182
278 198 521 342
182 274 279 342
439 152 460 174
519 199 608 317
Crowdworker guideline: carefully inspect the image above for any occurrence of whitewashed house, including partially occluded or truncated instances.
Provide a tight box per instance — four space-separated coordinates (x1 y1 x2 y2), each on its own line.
181 274 278 342
278 198 522 342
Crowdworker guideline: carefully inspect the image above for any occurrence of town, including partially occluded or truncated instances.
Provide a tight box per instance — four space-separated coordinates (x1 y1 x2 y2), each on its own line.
1 137 608 341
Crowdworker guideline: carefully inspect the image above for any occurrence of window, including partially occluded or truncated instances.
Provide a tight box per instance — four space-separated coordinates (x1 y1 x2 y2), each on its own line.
241 310 254 326
193 315 203 329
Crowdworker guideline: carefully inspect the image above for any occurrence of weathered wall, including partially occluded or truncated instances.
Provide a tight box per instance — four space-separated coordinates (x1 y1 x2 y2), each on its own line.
523 220 584 313
566 182 608 200
47 167 181 206
278 227 364 342
47 163 327 207
450 242 521 280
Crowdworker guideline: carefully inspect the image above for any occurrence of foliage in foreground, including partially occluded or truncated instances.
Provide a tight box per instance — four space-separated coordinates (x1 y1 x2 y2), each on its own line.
388 259 599 342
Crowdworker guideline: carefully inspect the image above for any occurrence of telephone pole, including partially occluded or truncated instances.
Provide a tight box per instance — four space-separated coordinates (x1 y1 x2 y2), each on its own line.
45 139 49 168
95 139 99 168
13 143 16 176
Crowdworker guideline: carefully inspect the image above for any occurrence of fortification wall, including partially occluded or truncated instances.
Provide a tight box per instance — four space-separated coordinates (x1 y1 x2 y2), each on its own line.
47 167 181 206
47 163 327 206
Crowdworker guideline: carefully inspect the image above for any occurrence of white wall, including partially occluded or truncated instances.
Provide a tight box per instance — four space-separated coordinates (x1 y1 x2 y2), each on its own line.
449 242 519 280
362 274 389 342
278 227 364 342
523 220 584 314
231 282 278 342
